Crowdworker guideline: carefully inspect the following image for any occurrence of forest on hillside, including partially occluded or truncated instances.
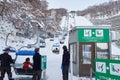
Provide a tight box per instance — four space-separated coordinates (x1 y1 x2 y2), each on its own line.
0 0 120 34
77 0 120 18
0 0 67 34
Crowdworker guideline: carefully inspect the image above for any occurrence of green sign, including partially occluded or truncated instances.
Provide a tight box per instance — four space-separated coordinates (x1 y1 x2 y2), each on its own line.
78 28 110 42
95 59 120 80
41 55 47 70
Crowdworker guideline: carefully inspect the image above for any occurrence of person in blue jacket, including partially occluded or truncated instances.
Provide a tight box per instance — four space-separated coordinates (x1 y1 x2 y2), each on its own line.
61 45 70 80
32 48 42 80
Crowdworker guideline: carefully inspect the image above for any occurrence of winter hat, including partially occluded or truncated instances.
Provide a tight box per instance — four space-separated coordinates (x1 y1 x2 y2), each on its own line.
5 48 10 51
35 48 39 53
26 57 30 61
63 45 67 51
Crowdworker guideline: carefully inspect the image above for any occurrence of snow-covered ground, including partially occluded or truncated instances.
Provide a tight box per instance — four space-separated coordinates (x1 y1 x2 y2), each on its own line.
60 15 93 31
2 34 68 80
1 15 120 80
1 34 120 80
2 35 95 80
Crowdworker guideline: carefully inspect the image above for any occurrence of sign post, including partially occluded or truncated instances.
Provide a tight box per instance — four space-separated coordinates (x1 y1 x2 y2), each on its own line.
41 55 47 70
41 55 47 80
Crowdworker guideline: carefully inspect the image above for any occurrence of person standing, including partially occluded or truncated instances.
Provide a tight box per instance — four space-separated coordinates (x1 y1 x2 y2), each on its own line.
61 45 70 80
32 48 42 80
0 48 14 80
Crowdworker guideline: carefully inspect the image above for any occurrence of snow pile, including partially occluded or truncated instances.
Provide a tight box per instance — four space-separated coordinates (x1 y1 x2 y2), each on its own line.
60 15 93 31
71 16 93 26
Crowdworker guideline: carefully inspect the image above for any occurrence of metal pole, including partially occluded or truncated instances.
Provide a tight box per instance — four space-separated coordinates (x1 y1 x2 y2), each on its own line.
90 68 92 80
43 70 46 80
5 33 12 47
70 48 73 80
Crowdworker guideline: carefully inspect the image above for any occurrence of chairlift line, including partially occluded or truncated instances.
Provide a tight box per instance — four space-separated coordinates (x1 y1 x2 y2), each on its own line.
27 17 54 35
3 14 53 80
22 17 54 46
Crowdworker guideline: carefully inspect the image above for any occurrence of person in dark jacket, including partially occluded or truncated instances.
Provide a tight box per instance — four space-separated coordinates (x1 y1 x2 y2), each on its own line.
32 48 42 80
0 48 14 80
61 45 70 80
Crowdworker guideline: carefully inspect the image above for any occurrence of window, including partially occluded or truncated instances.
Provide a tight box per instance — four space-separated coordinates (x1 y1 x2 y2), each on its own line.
70 43 77 64
82 45 91 64
96 43 108 59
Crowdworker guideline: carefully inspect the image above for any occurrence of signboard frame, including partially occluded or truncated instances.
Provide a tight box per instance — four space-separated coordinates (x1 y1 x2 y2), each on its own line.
78 28 110 42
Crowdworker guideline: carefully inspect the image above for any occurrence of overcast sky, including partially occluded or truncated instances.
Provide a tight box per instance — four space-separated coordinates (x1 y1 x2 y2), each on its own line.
47 0 116 11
